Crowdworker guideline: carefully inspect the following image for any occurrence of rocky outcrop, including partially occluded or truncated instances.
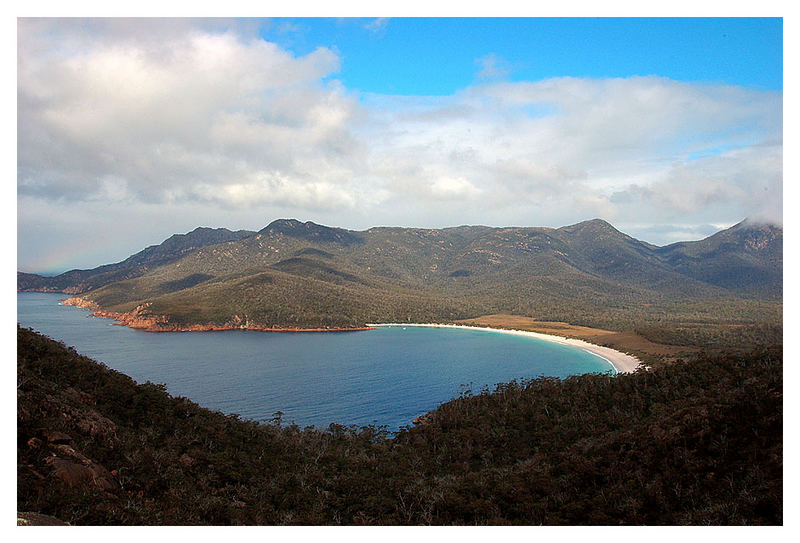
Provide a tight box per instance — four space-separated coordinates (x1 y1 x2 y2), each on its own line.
61 296 99 310
412 413 432 425
26 430 117 493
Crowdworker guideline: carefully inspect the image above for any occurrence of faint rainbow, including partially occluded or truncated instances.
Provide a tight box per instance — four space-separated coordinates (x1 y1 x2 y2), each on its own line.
21 239 114 275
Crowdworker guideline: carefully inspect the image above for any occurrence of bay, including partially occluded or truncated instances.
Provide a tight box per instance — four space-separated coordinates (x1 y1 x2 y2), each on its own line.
17 292 613 432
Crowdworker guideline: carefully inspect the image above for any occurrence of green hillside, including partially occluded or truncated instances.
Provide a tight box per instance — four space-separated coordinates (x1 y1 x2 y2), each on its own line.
18 218 782 349
657 220 782 298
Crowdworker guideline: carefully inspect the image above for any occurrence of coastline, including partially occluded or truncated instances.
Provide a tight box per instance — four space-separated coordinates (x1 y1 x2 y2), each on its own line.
54 295 640 371
367 323 642 374
58 297 373 333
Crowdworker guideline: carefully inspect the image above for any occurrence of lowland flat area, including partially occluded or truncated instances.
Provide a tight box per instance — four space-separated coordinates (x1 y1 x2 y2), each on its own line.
458 313 698 361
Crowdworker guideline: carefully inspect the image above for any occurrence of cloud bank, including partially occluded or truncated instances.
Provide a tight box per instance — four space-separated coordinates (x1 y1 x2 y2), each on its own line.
18 19 782 272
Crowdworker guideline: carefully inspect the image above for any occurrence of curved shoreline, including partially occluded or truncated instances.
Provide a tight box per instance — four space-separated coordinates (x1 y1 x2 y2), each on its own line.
367 323 642 374
58 297 372 333
55 296 640 371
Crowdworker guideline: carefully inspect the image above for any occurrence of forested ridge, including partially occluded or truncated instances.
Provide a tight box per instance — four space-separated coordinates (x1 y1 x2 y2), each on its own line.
17 327 781 525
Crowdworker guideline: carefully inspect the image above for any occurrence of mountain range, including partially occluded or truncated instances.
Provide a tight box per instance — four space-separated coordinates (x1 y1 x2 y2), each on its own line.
18 218 782 339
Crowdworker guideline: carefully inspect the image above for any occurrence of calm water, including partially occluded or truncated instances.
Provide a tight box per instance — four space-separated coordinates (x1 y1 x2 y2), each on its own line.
17 292 613 431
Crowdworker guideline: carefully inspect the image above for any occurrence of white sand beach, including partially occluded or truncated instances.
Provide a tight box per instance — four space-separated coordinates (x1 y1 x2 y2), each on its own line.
367 323 641 374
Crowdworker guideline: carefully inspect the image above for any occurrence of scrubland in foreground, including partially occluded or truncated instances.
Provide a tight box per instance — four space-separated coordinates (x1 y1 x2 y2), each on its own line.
18 327 781 525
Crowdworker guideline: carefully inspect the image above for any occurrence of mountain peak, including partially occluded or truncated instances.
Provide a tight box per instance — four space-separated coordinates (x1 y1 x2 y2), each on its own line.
260 219 365 246
730 217 782 233
19 218 781 304
557 218 623 237
262 219 304 231
160 226 255 247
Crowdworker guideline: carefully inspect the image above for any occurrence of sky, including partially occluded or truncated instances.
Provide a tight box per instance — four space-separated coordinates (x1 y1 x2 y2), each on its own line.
16 16 783 274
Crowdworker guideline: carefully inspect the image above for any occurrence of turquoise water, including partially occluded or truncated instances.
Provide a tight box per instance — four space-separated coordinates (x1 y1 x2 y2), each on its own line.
17 292 613 431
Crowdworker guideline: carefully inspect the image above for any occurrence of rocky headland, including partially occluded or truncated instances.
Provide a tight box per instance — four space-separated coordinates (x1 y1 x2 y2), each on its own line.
60 297 373 333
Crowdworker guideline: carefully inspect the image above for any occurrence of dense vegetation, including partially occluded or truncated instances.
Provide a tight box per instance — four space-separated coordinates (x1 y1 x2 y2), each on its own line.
17 218 783 351
18 327 782 525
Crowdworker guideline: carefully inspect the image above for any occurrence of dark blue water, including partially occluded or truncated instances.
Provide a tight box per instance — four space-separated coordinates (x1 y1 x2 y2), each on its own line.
17 292 613 431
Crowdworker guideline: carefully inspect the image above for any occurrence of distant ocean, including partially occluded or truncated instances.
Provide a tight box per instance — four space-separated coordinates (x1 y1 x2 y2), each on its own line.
18 292 613 432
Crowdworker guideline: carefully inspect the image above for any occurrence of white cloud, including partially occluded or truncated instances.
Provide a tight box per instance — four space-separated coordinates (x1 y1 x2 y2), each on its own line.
358 76 781 231
428 177 482 200
195 172 358 210
475 53 511 81
18 19 349 206
363 18 389 34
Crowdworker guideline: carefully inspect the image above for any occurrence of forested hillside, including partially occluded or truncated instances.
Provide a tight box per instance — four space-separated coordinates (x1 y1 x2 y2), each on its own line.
17 327 782 525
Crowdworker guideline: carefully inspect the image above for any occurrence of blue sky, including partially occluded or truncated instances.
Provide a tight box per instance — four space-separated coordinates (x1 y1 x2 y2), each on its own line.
16 17 783 273
262 18 782 94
